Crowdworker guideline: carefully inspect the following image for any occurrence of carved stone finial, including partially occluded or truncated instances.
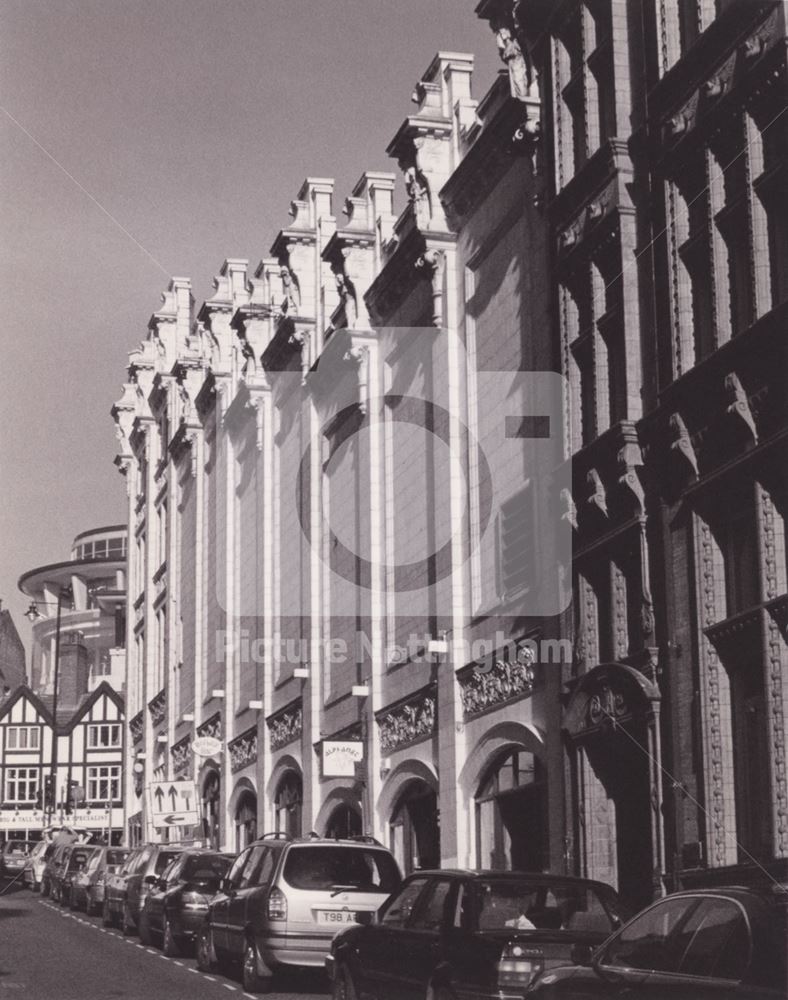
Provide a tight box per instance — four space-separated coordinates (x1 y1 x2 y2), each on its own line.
400 156 432 229
668 412 699 478
335 270 358 329
586 468 608 518
724 372 758 445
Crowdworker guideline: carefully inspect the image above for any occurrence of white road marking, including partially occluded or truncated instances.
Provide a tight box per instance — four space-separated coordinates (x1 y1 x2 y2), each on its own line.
202 975 216 982
222 985 237 992
146 948 158 955
173 961 184 967
187 968 200 974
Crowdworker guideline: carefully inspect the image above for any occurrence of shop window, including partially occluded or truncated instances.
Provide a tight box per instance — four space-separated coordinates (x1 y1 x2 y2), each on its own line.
274 771 303 839
476 750 546 872
389 782 440 875
728 661 771 860
234 790 258 852
325 803 362 840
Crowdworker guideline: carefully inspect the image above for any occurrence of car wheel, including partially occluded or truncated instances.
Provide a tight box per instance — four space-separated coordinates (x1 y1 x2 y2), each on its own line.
332 962 359 1000
196 925 217 973
138 910 152 946
121 902 136 936
162 914 181 957
102 899 113 927
242 940 273 994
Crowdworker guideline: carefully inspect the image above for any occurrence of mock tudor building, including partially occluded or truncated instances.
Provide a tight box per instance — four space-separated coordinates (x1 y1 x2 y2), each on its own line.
114 0 787 909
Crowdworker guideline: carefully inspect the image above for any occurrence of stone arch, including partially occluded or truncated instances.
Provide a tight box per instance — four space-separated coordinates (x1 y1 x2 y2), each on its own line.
314 786 363 836
376 758 439 824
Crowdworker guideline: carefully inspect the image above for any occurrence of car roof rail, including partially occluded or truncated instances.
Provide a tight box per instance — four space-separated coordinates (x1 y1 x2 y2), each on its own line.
346 835 383 846
259 831 294 841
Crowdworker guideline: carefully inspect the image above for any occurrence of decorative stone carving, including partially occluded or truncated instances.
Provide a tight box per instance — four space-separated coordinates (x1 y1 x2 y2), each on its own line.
171 735 192 776
586 468 608 518
147 689 166 727
267 702 302 751
197 713 222 741
617 445 645 515
488 2 536 101
668 412 698 478
459 650 537 718
560 487 578 530
724 372 758 445
587 682 630 728
399 151 432 229
280 265 301 315
414 249 446 327
229 727 258 773
376 687 437 754
343 345 370 415
130 711 144 746
335 271 358 328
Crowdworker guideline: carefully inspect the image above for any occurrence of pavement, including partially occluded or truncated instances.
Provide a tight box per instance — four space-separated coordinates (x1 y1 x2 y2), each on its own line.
0 883 329 1000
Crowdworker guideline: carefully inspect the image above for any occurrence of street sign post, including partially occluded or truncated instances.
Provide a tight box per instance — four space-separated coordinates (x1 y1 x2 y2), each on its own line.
147 780 199 828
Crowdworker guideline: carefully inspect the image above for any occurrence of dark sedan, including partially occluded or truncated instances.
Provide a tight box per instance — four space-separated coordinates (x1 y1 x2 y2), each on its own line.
138 849 233 956
524 886 788 999
327 870 625 1000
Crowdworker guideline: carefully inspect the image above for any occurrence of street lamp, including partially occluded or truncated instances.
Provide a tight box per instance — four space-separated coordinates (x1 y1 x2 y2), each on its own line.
25 587 71 828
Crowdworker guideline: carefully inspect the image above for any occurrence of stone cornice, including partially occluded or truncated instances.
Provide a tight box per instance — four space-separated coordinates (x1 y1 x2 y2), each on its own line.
364 224 454 326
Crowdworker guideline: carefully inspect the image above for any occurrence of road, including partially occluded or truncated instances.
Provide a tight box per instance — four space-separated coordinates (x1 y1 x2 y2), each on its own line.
0 884 329 1000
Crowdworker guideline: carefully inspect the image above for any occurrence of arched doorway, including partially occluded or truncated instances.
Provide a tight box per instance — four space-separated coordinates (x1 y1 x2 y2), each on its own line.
325 803 362 840
234 790 257 851
475 748 546 872
564 663 663 914
389 781 439 874
202 770 221 849
274 771 302 838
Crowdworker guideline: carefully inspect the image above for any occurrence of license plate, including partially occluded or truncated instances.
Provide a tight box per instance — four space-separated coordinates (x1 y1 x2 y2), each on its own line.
317 910 357 925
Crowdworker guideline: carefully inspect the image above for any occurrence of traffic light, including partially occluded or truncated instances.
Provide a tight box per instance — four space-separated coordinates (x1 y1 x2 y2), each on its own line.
34 787 43 810
43 774 54 810
65 779 81 814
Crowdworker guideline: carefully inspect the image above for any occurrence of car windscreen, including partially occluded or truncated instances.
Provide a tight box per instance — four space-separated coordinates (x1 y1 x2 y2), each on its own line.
106 850 128 868
4 841 31 855
155 850 182 874
282 846 400 894
476 880 618 934
182 855 232 881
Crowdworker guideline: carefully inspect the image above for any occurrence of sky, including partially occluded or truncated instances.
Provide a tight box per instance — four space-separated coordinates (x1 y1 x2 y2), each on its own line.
0 0 499 655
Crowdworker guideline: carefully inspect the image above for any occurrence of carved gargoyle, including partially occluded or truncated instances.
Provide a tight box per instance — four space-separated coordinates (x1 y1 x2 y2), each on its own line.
586 467 608 518
559 487 578 530
724 372 758 445
668 412 699 478
617 445 645 516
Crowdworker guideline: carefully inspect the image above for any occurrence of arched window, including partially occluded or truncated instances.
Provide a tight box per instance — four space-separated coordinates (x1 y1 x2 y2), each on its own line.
275 771 302 838
202 771 221 850
389 781 440 875
234 790 257 852
476 749 545 872
325 803 362 840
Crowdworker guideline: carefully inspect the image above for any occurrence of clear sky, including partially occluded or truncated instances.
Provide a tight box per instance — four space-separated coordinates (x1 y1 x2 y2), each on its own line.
0 0 499 656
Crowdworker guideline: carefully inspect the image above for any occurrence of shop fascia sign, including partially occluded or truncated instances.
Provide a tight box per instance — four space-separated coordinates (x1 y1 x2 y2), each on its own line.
321 740 364 778
192 736 222 757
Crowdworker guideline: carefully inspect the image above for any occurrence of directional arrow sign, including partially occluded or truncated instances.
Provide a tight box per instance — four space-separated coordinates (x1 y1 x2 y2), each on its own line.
149 780 199 828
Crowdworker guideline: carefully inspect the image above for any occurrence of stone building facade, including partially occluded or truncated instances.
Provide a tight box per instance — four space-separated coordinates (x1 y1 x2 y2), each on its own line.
475 0 787 909
114 0 786 909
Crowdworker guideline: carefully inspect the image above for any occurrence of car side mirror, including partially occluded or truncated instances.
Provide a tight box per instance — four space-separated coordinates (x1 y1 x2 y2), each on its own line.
355 911 374 927
219 878 233 894
570 943 593 966
143 874 158 886
157 877 168 891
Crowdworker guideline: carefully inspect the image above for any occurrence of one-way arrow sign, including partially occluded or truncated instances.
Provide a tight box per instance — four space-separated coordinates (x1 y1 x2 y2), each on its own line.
148 780 200 829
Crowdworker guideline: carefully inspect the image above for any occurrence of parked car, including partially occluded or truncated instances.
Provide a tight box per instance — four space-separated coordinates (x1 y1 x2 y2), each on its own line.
138 849 233 956
524 885 788 999
71 846 129 914
23 840 49 891
326 870 625 1000
196 834 402 991
0 839 35 882
103 843 183 934
59 845 100 908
